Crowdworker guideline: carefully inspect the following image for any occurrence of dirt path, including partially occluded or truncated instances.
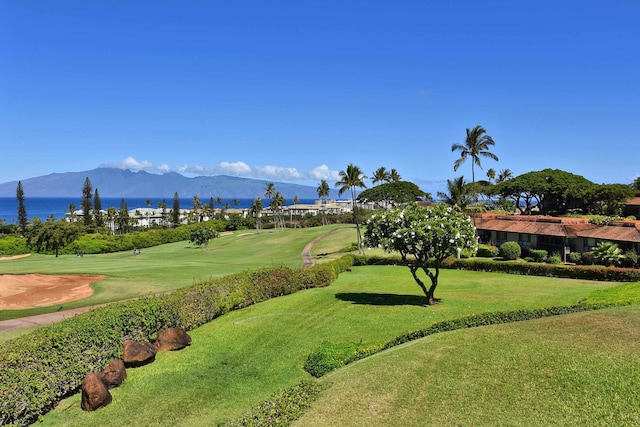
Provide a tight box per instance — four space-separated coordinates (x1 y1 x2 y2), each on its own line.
301 227 342 267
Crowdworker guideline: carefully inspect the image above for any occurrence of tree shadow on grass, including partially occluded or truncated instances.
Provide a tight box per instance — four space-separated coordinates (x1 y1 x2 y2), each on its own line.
335 292 435 307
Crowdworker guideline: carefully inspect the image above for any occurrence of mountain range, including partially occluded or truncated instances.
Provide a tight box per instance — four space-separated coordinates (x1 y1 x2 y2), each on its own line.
0 168 339 199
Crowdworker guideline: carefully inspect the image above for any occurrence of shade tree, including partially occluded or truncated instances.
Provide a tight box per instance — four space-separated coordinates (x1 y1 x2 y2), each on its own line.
357 181 426 209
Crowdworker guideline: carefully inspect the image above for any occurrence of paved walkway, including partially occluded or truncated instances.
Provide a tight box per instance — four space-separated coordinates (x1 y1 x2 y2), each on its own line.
0 306 96 333
0 227 345 333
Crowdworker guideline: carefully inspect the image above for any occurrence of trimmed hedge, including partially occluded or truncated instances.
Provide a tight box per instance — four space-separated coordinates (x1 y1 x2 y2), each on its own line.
352 255 640 282
0 258 352 427
476 245 499 258
306 301 633 378
221 380 325 426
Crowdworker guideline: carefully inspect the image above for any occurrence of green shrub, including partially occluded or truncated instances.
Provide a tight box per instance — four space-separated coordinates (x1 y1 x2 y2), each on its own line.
581 251 595 265
0 236 29 256
304 341 360 377
568 251 582 264
0 257 353 426
354 255 640 282
476 245 499 258
622 250 639 269
592 241 624 266
527 248 548 263
221 380 325 427
523 257 534 263
547 254 562 264
499 242 521 260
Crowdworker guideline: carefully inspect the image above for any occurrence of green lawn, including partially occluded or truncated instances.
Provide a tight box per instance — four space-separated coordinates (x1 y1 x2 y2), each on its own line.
297 305 640 426
0 225 356 321
37 265 628 426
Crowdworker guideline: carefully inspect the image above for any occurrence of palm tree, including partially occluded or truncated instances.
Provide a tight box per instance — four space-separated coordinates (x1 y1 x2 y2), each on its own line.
451 125 499 203
497 168 513 183
486 168 496 184
371 167 391 185
270 191 286 229
389 169 401 182
158 200 168 227
437 176 472 210
335 164 367 254
264 183 276 202
291 196 300 227
250 197 263 231
317 179 330 226
106 206 117 234
145 199 153 228
67 203 77 223
192 195 203 222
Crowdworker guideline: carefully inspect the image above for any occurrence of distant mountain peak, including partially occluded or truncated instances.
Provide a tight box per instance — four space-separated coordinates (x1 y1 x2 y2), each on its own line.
0 168 338 199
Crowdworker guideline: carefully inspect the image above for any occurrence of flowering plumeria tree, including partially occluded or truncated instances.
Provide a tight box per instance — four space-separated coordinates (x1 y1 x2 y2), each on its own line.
364 203 477 305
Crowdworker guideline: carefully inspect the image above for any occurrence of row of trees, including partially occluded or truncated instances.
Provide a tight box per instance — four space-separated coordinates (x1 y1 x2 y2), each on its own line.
439 169 637 217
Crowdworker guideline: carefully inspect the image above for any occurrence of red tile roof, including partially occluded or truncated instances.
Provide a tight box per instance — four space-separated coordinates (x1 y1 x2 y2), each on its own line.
626 197 640 206
473 214 640 244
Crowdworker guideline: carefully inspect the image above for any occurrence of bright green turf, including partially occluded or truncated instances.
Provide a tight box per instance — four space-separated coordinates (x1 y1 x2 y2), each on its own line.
37 265 624 426
297 305 640 426
0 225 356 321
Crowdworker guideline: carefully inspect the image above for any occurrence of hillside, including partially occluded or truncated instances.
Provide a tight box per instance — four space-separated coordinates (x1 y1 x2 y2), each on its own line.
0 168 338 199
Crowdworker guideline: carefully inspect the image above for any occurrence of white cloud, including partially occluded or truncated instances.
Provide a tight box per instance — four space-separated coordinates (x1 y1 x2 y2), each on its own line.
309 164 341 182
218 161 252 176
102 158 341 183
254 165 304 180
101 157 171 174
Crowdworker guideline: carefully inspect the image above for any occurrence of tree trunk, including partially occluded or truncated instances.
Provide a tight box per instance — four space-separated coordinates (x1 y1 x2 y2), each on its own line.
410 264 440 305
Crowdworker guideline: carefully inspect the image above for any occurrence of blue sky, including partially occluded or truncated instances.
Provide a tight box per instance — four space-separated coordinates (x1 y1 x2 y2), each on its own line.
1 1 639 197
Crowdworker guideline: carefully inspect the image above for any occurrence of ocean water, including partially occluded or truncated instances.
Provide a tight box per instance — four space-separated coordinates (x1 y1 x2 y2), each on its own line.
0 197 318 223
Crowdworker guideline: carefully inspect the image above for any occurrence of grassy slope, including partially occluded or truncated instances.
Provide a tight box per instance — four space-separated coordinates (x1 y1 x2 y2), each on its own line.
297 305 640 426
0 225 355 321
38 266 623 426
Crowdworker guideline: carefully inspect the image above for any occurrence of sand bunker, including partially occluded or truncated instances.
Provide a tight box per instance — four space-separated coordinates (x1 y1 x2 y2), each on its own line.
0 274 105 310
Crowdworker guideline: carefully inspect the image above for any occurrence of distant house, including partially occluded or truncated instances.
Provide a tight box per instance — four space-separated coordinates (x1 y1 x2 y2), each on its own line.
474 213 640 255
624 191 640 218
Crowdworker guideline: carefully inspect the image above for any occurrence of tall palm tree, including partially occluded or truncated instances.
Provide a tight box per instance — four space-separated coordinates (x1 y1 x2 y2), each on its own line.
389 168 401 182
291 196 300 227
317 179 330 226
451 125 498 203
371 167 391 185
437 176 472 210
264 183 276 201
335 164 367 254
270 191 286 229
250 197 263 231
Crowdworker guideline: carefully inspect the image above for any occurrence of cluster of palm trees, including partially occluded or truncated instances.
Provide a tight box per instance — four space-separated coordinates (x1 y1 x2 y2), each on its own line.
263 182 287 229
327 125 504 254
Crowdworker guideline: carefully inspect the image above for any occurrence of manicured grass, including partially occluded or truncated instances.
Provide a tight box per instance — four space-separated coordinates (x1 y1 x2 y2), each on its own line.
37 265 624 426
0 225 356 321
297 305 640 426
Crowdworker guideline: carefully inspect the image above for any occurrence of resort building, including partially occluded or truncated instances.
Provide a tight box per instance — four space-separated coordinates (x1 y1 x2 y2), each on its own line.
473 213 640 255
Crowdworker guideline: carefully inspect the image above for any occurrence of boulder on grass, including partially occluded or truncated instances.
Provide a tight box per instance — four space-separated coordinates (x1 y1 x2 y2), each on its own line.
122 340 156 367
101 359 127 388
155 327 192 351
81 372 112 411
